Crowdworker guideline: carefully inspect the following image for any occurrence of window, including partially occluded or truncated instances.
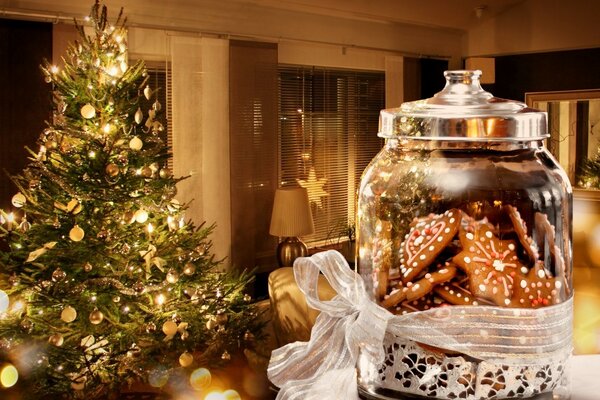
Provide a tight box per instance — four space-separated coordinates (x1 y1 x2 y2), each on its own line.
278 66 385 245
137 61 173 168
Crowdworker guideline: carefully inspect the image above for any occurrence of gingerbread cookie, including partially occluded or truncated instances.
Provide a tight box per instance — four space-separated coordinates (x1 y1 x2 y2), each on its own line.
453 218 525 307
510 262 563 308
505 205 539 264
399 209 461 283
534 212 570 297
382 263 457 309
434 283 478 306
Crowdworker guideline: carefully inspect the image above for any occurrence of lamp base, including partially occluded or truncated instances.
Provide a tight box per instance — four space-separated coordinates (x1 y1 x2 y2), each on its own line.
276 237 308 267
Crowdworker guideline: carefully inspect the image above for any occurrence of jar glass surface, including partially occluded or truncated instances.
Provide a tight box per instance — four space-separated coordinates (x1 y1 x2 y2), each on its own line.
356 71 573 400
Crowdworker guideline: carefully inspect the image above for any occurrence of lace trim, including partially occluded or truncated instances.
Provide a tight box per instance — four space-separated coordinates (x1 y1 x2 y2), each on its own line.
358 335 570 400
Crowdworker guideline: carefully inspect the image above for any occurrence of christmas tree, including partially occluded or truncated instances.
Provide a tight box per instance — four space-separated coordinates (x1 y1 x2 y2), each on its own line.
0 2 263 398
580 155 600 188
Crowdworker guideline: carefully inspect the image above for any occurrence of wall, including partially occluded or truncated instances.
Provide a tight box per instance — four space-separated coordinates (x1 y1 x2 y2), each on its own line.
466 0 600 57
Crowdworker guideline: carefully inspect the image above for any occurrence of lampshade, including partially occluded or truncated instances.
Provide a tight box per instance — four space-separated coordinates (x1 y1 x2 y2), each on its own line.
270 187 315 237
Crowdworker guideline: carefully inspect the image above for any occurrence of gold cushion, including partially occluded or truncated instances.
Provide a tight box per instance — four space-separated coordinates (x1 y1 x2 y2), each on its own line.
268 267 336 347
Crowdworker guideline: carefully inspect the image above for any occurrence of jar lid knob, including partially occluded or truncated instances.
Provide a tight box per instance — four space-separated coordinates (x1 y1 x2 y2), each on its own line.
428 70 493 105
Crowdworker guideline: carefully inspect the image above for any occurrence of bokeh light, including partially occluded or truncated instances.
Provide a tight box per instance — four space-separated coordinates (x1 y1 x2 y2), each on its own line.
204 392 226 400
190 367 211 391
148 365 169 388
0 290 9 313
0 364 18 388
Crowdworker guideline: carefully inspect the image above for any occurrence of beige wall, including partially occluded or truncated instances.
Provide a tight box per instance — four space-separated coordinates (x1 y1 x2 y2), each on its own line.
466 0 600 57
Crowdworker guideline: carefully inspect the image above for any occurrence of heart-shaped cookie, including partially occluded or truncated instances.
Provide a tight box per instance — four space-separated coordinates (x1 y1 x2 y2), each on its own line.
399 209 461 283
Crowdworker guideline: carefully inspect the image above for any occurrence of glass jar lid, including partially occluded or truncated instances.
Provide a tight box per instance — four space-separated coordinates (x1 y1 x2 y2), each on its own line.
379 70 548 141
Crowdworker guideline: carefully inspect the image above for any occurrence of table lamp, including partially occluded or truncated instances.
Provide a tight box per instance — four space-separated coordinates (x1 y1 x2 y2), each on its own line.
269 187 315 267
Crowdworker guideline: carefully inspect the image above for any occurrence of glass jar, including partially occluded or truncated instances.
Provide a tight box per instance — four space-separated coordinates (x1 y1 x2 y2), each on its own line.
357 70 572 400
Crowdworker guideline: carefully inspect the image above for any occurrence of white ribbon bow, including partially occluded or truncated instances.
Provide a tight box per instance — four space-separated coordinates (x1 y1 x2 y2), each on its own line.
268 250 572 400
268 250 392 400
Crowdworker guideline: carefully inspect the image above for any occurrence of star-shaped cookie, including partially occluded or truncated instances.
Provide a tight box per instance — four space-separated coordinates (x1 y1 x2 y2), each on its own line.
453 218 525 306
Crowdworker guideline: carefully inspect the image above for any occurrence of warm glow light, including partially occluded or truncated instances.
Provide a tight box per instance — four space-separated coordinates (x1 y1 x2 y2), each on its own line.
103 124 112 134
147 223 154 234
0 290 9 313
204 392 226 400
6 213 14 224
0 364 18 388
89 151 96 159
179 218 185 229
222 389 242 400
50 65 59 74
107 65 119 77
11 300 25 314
154 293 166 306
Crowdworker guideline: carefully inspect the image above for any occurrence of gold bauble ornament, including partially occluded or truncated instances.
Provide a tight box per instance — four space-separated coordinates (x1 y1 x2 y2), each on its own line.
69 225 85 242
159 168 172 179
179 351 194 367
134 108 143 124
80 103 96 119
144 85 152 100
141 166 153 178
83 263 93 272
206 318 217 330
129 136 143 151
105 163 119 177
216 314 228 326
189 368 211 391
61 306 77 323
134 209 148 223
89 308 104 325
20 318 33 333
166 269 179 284
183 263 196 276
52 268 66 282
48 333 64 347
11 192 26 208
71 375 86 391
223 390 242 400
162 320 178 336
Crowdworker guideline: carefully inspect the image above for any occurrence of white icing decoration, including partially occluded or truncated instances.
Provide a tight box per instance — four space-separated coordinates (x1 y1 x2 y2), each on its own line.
485 231 493 239
537 269 545 279
520 280 527 289
466 233 474 240
478 284 486 292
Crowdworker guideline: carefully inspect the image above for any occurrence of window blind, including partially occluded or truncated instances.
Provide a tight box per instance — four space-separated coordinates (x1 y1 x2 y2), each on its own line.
278 65 385 245
138 61 173 169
